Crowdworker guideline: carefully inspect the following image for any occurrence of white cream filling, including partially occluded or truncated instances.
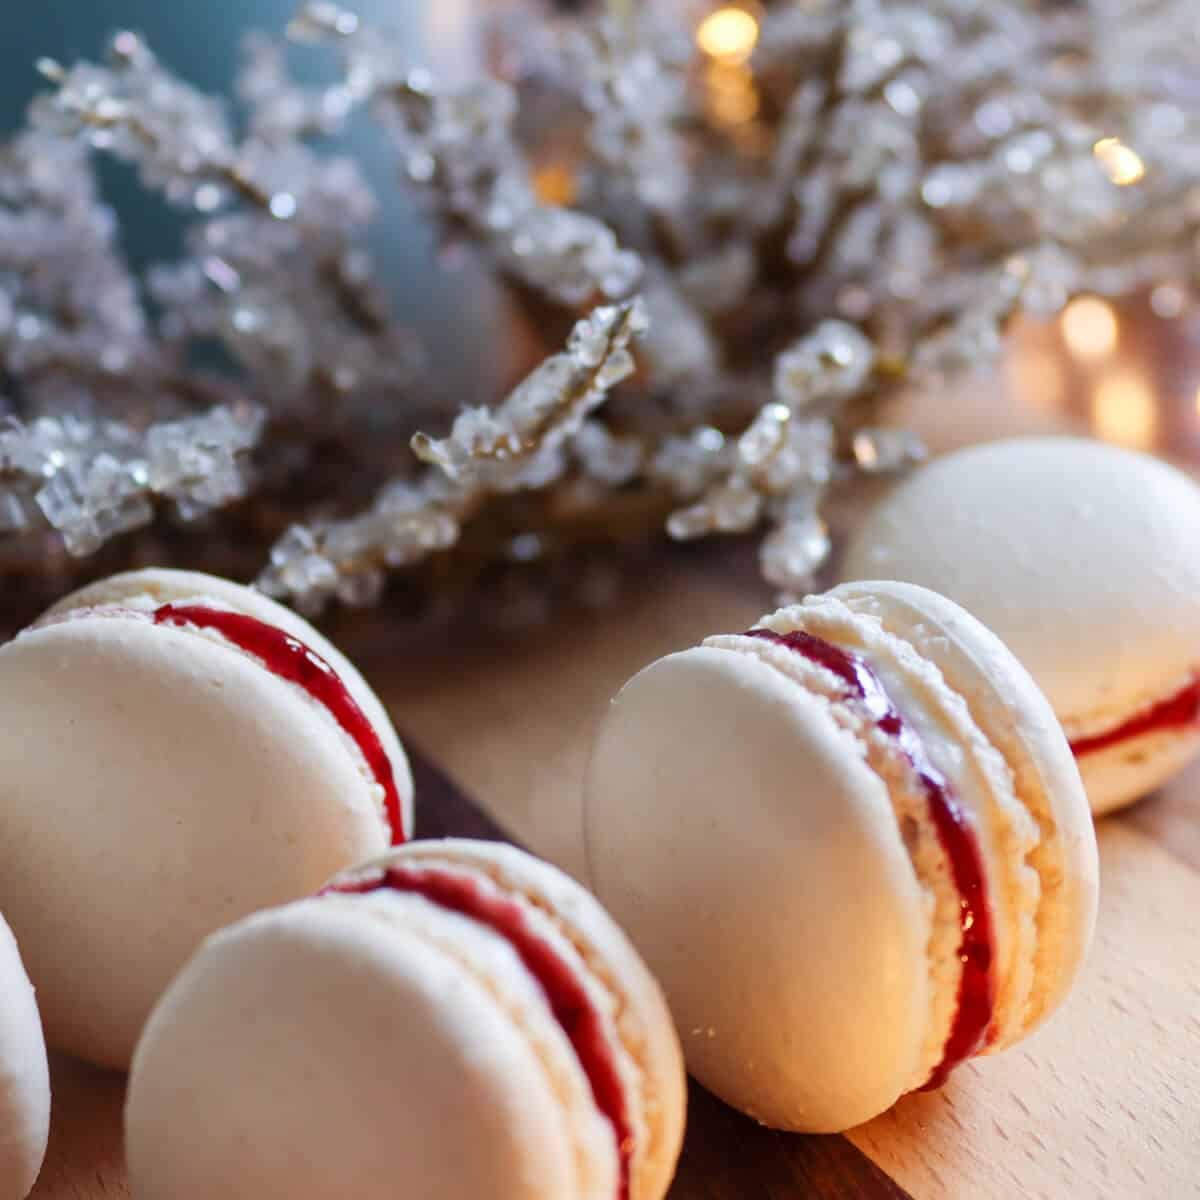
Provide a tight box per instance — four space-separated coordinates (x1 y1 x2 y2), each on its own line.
860 654 992 848
755 600 1042 1057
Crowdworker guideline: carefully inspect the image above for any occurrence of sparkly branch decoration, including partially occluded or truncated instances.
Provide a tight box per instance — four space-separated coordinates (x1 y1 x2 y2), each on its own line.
257 298 646 612
1 1 1198 630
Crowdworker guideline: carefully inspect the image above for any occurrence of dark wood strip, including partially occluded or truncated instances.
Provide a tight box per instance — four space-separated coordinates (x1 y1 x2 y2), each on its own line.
405 741 912 1200
669 1084 912 1200
409 740 514 844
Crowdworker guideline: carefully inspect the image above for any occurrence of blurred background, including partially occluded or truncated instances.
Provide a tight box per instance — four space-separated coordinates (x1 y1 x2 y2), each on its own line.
6 1 1196 459
3 0 1200 635
0 0 507 404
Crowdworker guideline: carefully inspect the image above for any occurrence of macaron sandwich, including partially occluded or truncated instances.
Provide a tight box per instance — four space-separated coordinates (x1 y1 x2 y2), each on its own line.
841 436 1200 814
585 581 1098 1132
126 839 687 1200
0 568 412 1068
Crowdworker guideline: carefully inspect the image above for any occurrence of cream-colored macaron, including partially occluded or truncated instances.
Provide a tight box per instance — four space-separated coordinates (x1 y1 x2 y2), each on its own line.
0 568 413 1068
0 911 50 1200
585 581 1097 1132
126 839 686 1200
840 436 1200 814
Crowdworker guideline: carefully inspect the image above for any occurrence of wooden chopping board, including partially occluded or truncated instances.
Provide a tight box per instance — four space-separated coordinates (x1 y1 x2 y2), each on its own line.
29 557 1200 1199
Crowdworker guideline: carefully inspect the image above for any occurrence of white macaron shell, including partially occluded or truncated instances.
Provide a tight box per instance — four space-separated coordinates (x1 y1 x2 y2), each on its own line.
0 614 391 1068
0 915 49 1200
702 628 971 1081
46 567 413 837
585 646 931 1133
840 438 1200 811
126 898 601 1200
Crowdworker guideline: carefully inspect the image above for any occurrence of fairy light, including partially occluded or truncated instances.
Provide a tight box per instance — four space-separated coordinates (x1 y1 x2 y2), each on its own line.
1061 296 1119 360
696 7 760 63
1093 137 1146 186
1091 370 1157 449
532 163 577 207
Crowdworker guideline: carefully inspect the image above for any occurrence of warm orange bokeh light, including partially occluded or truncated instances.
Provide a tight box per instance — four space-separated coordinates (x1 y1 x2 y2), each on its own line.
1061 296 1119 361
705 61 759 126
696 7 760 63
532 164 577 207
1091 370 1157 449
1093 137 1146 186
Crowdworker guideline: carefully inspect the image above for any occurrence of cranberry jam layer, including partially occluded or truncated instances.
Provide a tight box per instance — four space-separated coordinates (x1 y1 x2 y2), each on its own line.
743 626 996 1091
1069 674 1200 758
33 601 407 845
328 863 635 1200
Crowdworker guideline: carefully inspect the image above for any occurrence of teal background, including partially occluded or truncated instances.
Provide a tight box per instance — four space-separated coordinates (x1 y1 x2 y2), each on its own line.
0 0 501 401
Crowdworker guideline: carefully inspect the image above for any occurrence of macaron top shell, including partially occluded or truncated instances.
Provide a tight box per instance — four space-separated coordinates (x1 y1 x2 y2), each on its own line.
0 568 408 1067
129 897 605 1200
839 438 1200 742
587 642 934 1130
0 913 49 1200
45 567 413 836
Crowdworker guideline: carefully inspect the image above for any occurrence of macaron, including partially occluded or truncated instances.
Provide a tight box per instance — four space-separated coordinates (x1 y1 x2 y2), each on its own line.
126 839 686 1200
840 436 1200 814
0 567 413 1069
0 912 50 1200
584 581 1098 1132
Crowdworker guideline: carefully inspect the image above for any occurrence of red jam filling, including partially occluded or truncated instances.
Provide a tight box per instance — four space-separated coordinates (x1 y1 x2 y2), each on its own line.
154 604 406 844
744 627 995 1091
1069 675 1200 758
327 864 632 1199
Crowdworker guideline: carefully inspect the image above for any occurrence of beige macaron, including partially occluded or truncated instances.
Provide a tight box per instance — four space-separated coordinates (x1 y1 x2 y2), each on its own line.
585 581 1097 1132
126 839 686 1200
841 436 1200 814
0 567 412 1068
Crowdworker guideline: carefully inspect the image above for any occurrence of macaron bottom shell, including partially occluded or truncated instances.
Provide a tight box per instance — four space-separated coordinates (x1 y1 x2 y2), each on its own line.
1075 725 1200 817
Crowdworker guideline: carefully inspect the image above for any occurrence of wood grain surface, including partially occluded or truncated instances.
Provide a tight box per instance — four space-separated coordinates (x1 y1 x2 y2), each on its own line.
30 552 1200 1199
